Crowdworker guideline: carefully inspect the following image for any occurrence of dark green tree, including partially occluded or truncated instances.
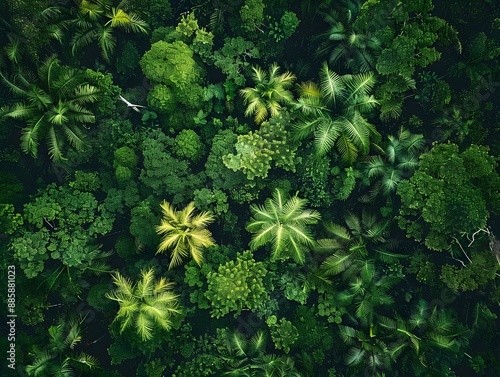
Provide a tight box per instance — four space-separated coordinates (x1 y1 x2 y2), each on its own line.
397 143 500 251
26 316 99 376
215 329 302 376
318 210 389 276
316 7 381 73
362 127 425 197
69 0 148 63
0 55 99 160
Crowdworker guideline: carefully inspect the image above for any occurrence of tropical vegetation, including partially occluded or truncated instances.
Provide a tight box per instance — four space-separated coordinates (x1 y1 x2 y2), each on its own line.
1 1 500 376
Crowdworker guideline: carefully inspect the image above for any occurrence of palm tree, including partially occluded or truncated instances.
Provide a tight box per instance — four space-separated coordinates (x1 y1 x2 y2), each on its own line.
334 262 398 376
337 261 397 326
105 268 181 341
69 0 148 63
0 54 99 161
156 201 215 269
379 300 470 374
317 210 389 276
339 324 393 376
218 330 302 377
316 7 381 73
293 63 380 163
247 188 321 264
362 127 425 197
240 63 296 124
26 316 99 376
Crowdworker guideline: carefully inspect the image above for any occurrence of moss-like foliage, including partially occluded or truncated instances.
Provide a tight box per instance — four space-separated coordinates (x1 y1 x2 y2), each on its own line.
266 315 299 353
240 0 265 33
397 143 500 251
223 113 298 180
114 146 139 168
10 184 114 278
205 251 268 318
173 129 204 162
140 40 205 109
70 171 101 192
440 251 499 292
147 84 177 114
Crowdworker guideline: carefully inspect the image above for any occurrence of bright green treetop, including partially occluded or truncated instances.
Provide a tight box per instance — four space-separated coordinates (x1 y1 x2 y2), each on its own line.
205 251 268 318
246 188 321 264
140 40 205 109
106 268 181 341
223 113 298 180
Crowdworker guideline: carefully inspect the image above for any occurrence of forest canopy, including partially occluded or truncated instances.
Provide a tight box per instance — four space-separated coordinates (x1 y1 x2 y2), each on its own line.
1 1 500 377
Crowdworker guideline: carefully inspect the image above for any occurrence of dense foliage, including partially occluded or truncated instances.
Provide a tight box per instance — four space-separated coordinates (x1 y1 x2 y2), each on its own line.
1 1 500 377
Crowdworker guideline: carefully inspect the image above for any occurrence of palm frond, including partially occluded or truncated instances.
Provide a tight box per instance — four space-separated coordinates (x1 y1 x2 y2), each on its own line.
250 330 266 354
314 117 339 155
26 350 54 376
71 84 99 103
319 63 344 106
105 8 148 33
97 25 117 63
71 353 100 369
71 28 98 56
4 102 36 119
230 331 248 357
335 132 358 164
374 248 408 263
320 252 355 276
379 97 403 121
0 71 30 96
21 115 46 157
39 55 60 91
338 113 370 154
344 72 376 101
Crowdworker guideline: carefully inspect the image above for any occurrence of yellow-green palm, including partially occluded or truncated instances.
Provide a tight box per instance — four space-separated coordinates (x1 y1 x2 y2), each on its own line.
106 268 180 341
240 63 296 124
156 201 215 269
